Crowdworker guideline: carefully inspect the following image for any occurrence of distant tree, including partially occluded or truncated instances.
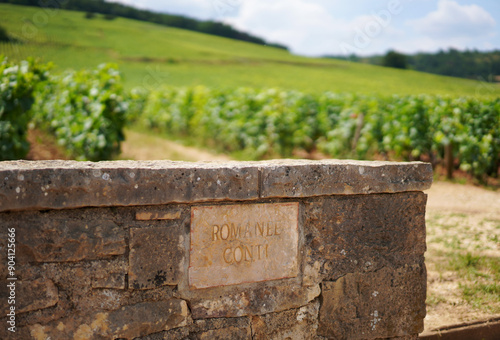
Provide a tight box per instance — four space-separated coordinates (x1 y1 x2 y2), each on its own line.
85 12 96 19
266 42 288 51
383 50 408 69
344 47 500 81
0 25 9 42
103 13 117 20
348 53 360 62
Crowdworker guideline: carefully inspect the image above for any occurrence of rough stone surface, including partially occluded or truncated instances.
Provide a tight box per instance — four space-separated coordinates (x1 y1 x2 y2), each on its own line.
303 192 427 281
0 160 431 212
89 258 128 290
137 301 322 339
136 210 182 220
139 316 251 340
17 279 59 314
260 159 432 198
189 202 299 289
318 265 427 339
92 273 126 290
18 299 189 340
185 282 321 319
1 327 31 340
195 326 250 340
1 209 126 263
251 300 321 340
0 160 259 212
0 278 58 315
129 225 186 289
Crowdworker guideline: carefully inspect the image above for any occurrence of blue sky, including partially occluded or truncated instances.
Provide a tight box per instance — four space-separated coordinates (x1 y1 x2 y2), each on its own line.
110 0 500 56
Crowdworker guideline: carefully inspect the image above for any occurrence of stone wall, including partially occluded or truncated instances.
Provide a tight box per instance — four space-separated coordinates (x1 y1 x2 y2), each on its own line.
0 160 432 339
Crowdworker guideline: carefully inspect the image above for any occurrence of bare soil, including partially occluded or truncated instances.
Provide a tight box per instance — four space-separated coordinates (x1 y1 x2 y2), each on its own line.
25 128 69 160
424 182 500 331
119 129 231 162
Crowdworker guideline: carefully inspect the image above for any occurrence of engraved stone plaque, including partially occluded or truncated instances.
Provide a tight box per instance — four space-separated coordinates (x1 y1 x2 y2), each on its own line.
189 202 299 289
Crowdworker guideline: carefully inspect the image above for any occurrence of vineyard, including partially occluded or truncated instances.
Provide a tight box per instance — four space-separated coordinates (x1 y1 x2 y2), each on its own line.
0 57 49 159
136 86 500 179
1 57 499 180
32 63 128 161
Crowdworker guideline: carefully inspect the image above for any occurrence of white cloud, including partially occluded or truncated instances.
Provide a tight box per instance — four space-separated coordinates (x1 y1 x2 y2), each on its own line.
223 0 341 55
334 13 408 56
409 0 496 40
224 0 413 56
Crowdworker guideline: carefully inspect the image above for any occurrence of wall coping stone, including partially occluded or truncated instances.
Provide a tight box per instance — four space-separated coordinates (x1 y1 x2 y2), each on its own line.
0 159 432 212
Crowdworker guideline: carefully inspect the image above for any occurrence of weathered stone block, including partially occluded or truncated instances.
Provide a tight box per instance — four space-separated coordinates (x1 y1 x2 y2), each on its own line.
187 282 320 319
0 160 259 212
0 278 58 317
259 159 432 198
138 314 251 339
91 259 128 289
251 300 320 340
0 326 31 340
107 299 190 338
22 299 189 340
318 264 426 339
17 279 58 314
129 226 185 289
0 160 431 212
92 273 126 289
196 326 250 340
136 210 182 220
304 192 427 281
0 209 126 263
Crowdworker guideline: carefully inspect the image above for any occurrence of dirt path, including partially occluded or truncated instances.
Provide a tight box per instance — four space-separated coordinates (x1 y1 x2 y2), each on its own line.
26 129 69 160
424 182 500 331
426 181 500 216
119 129 231 162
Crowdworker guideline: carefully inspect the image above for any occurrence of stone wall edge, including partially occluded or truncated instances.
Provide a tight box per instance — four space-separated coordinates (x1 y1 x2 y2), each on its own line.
0 159 432 212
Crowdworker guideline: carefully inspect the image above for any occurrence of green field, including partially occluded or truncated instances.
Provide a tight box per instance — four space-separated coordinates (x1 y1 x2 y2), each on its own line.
1 3 499 96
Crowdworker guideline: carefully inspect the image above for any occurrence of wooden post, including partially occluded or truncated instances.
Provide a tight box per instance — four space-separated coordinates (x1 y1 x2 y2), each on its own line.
352 113 364 152
444 142 453 179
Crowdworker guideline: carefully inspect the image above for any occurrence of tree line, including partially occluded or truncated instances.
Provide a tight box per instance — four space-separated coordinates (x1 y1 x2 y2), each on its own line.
328 49 500 82
0 0 288 51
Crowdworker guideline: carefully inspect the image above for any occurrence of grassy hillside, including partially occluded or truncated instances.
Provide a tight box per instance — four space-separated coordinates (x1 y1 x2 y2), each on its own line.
1 3 499 96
